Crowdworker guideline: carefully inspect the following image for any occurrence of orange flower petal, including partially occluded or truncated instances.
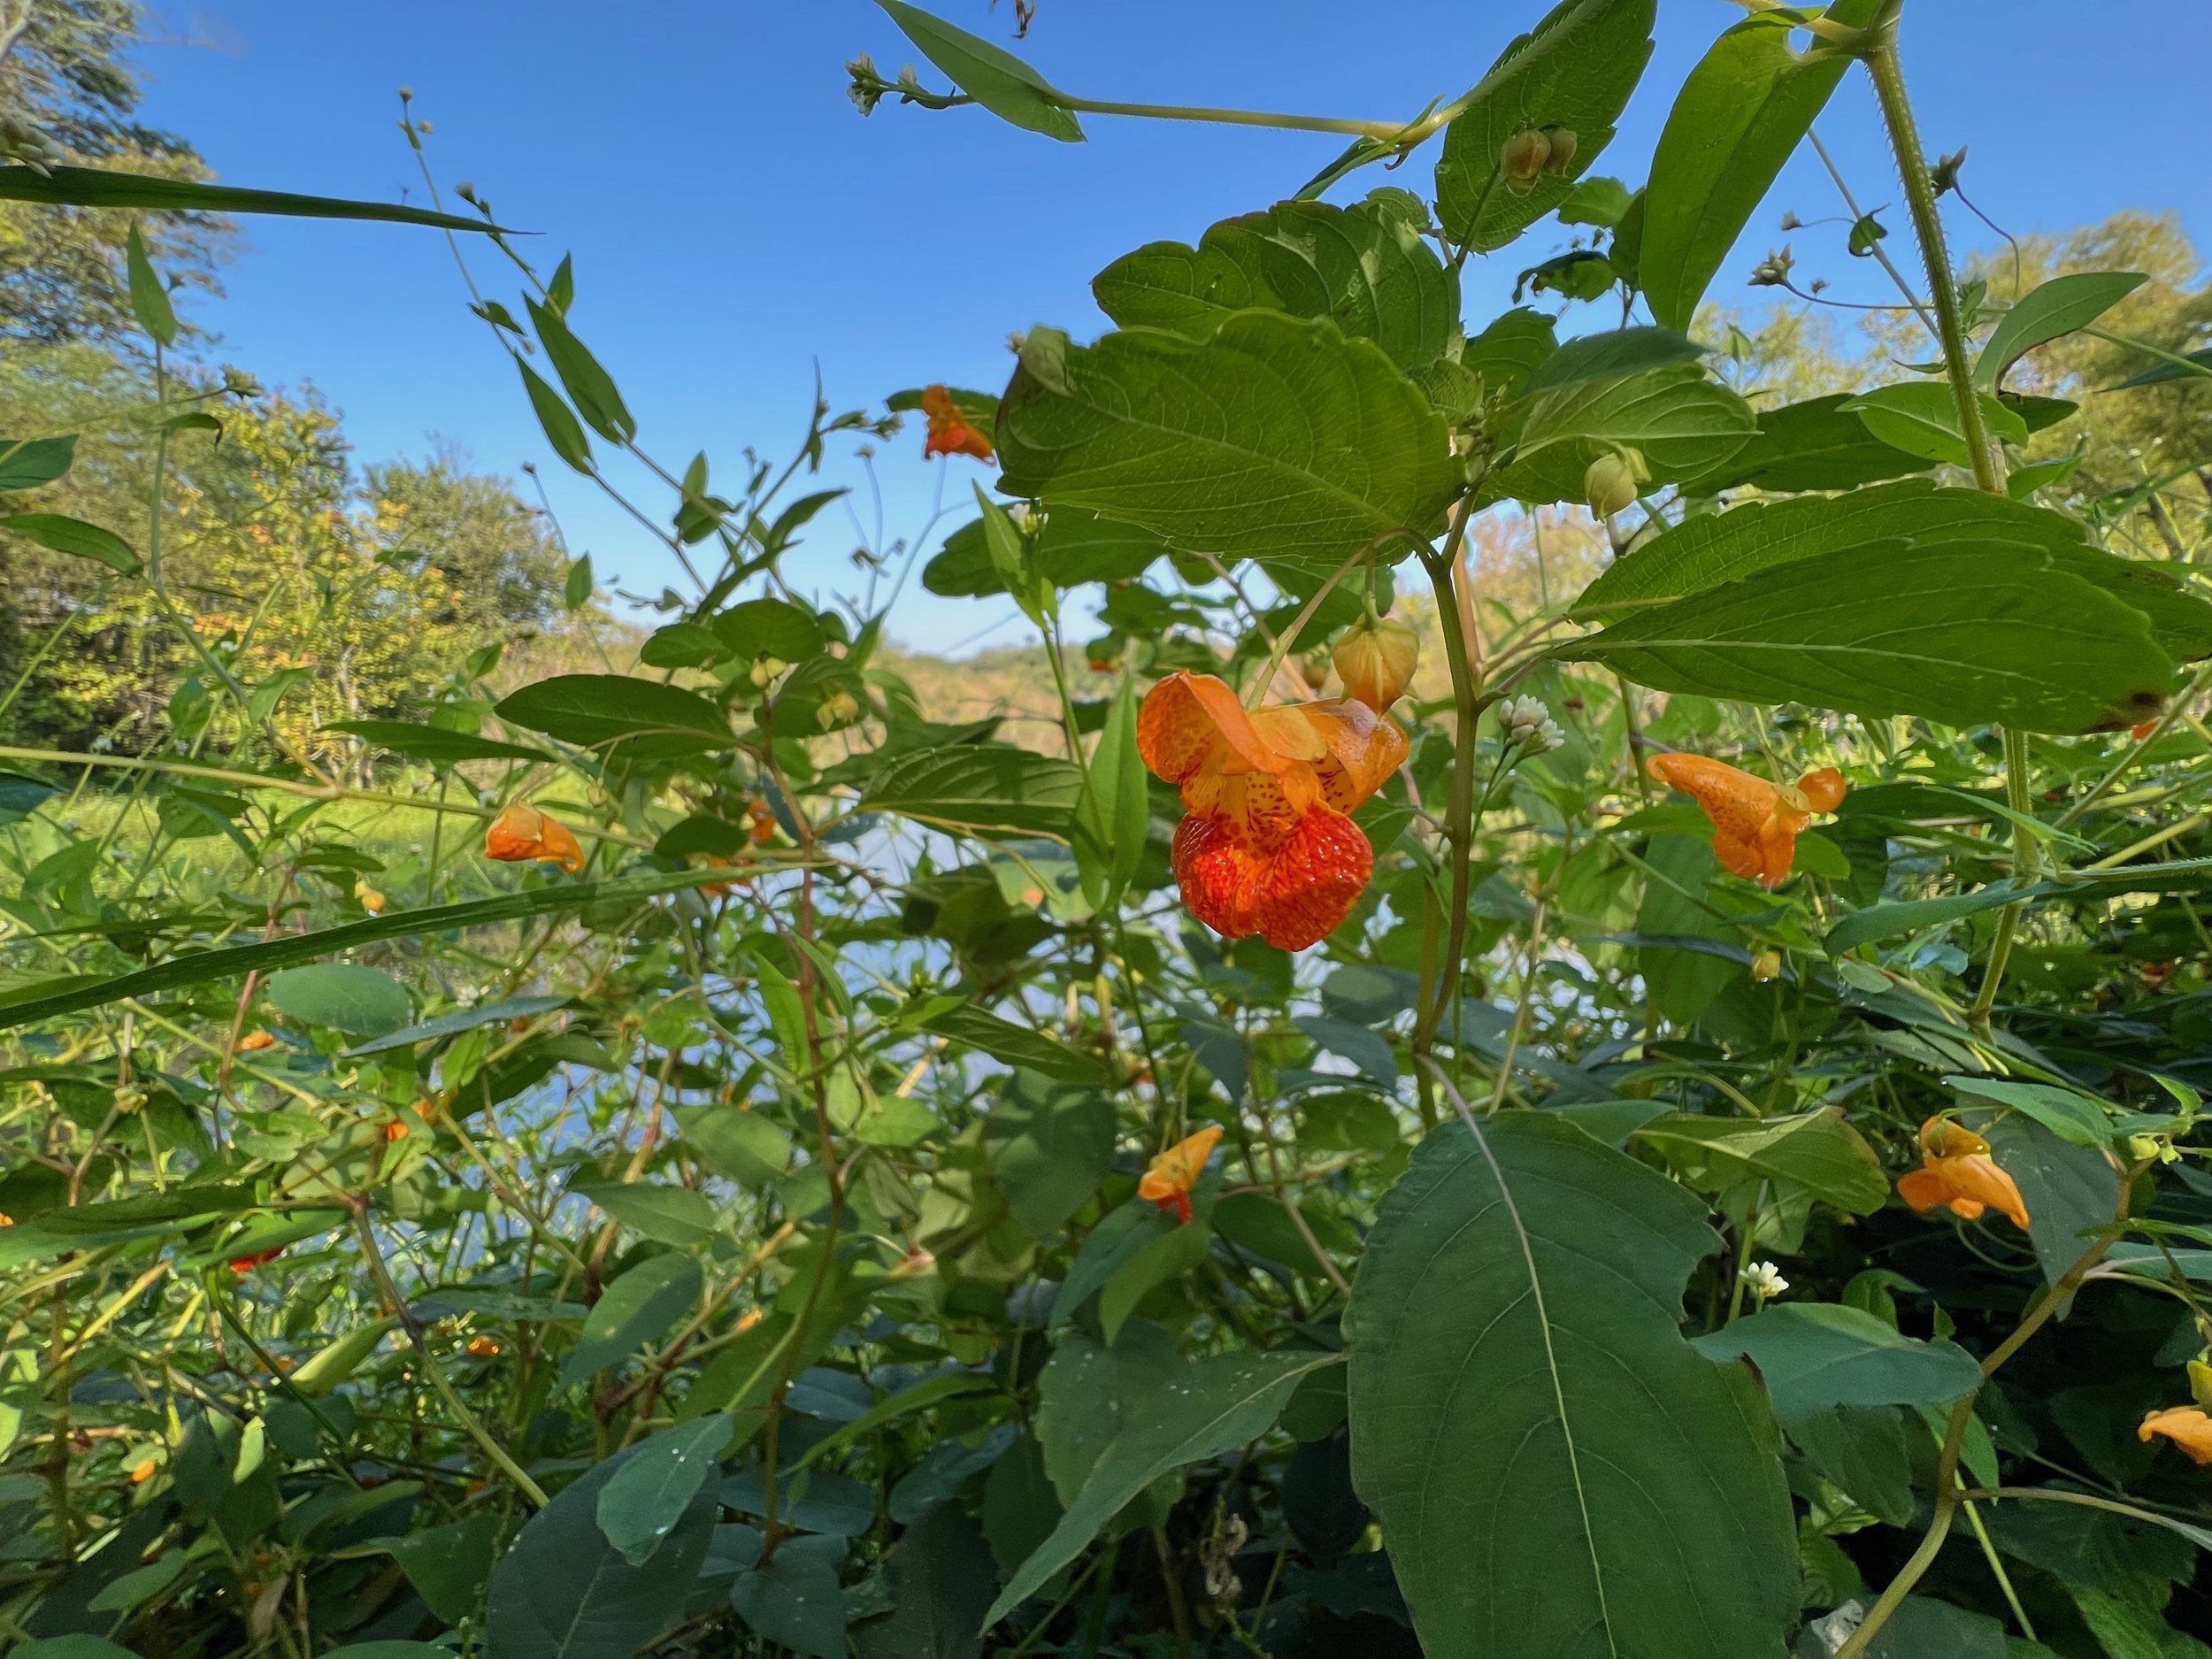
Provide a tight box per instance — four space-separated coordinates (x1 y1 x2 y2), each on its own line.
1302 700 1410 814
1141 1124 1225 1209
1895 1166 1954 1215
1797 767 1847 814
921 384 994 462
1649 753 1842 889
1139 672 1288 785
1939 1152 2030 1231
2141 1407 2212 1463
1171 805 1373 951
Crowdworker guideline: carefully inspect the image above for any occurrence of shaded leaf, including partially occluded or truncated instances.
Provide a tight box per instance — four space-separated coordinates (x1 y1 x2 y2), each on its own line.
0 512 137 573
862 746 1085 839
1492 363 1755 503
1346 1113 1797 1659
1432 0 1656 253
1692 1303 1981 1426
495 674 728 756
1976 271 2147 390
596 1417 731 1565
265 964 411 1038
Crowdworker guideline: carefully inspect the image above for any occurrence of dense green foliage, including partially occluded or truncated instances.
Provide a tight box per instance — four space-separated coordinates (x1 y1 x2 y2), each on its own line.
5 5 2212 1659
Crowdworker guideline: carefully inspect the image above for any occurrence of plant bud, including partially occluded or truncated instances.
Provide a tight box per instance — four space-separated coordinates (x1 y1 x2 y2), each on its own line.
1540 127 1578 175
1584 449 1644 518
1750 949 1782 982
2191 1358 2212 1411
749 655 787 690
1332 617 1420 710
1501 128 1551 196
817 689 862 730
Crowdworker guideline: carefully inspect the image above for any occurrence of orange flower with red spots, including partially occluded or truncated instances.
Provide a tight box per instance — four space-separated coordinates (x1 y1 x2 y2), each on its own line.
920 384 993 463
1647 753 1846 888
1896 1117 2030 1230
484 802 585 873
1138 671 1405 951
1140 1124 1224 1225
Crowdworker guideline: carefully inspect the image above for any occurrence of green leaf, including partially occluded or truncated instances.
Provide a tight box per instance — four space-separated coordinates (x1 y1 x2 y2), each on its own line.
380 1515 504 1623
985 1071 1115 1238
1463 307 1557 402
1093 193 1460 371
1692 1303 1982 1426
986 1348 1336 1624
995 311 1459 582
88 1555 185 1615
730 1534 848 1657
1975 271 2147 390
342 995 567 1057
561 1255 703 1385
265 963 412 1037
1432 0 1656 253
527 296 635 443
1522 326 1703 395
1099 1213 1211 1344
125 221 176 346
1633 1107 1889 1214
31 1180 267 1236
1983 1114 2118 1289
0 868 727 1033
2109 345 2212 391
0 162 512 231
1824 879 2051 956
1491 363 1755 503
326 719 551 764
851 1505 996 1659
292 1320 399 1398
1787 1405 1915 1526
1558 541 2174 735
1947 1076 2113 1151
494 673 729 756
790 1374 997 1477
713 597 826 664
573 1181 723 1248
921 1004 1104 1084
0 512 138 573
1049 1200 1177 1335
874 0 1082 142
595 1417 731 1565
1072 672 1147 908
564 555 593 611
1839 382 2028 467
1640 16 1863 328
1683 393 1932 493
484 1448 718 1659
674 1103 792 1187
1346 1113 1797 1659
518 359 594 474
861 745 1085 839
0 434 76 491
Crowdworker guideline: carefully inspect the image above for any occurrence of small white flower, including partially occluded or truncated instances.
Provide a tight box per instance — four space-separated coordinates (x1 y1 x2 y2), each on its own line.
1500 694 1565 754
1742 1260 1789 1302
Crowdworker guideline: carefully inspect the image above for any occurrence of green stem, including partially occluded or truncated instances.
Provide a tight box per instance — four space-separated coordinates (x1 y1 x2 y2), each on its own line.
1056 92 1408 140
1410 525 1485 1065
1968 728 2036 1033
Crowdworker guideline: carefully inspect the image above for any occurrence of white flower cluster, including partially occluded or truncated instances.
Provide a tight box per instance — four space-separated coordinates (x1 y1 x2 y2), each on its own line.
1500 694 1565 754
1741 1261 1789 1302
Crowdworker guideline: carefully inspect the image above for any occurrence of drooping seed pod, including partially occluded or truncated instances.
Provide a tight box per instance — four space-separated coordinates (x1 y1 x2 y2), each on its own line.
1541 127 1578 175
1500 127 1552 196
1331 617 1421 710
1750 949 1782 982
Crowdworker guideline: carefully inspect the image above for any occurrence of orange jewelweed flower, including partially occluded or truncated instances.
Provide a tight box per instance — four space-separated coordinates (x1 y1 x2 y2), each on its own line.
733 1308 765 1336
354 880 386 915
227 1247 285 1274
237 1030 278 1053
1896 1117 2031 1230
1647 754 1846 888
381 1120 408 1143
2141 1406 2212 1464
920 384 993 463
466 1335 502 1357
484 802 585 873
1140 1124 1224 1225
130 1455 158 1484
1138 671 1407 950
1331 618 1420 710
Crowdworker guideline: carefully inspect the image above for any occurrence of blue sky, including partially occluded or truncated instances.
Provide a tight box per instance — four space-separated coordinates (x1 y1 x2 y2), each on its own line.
135 1 2208 653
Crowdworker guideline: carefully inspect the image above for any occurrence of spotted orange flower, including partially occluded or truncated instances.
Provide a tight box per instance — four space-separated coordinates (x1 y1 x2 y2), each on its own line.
1138 671 1406 950
2140 1407 2212 1464
236 1030 278 1053
466 1335 502 1357
1140 1124 1224 1225
920 384 993 463
1896 1117 2030 1230
484 802 585 873
1647 754 1847 888
228 1247 285 1274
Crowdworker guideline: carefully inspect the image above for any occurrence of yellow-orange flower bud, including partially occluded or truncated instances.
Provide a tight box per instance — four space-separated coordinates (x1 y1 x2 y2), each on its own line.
1332 618 1420 710
1585 449 1645 518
